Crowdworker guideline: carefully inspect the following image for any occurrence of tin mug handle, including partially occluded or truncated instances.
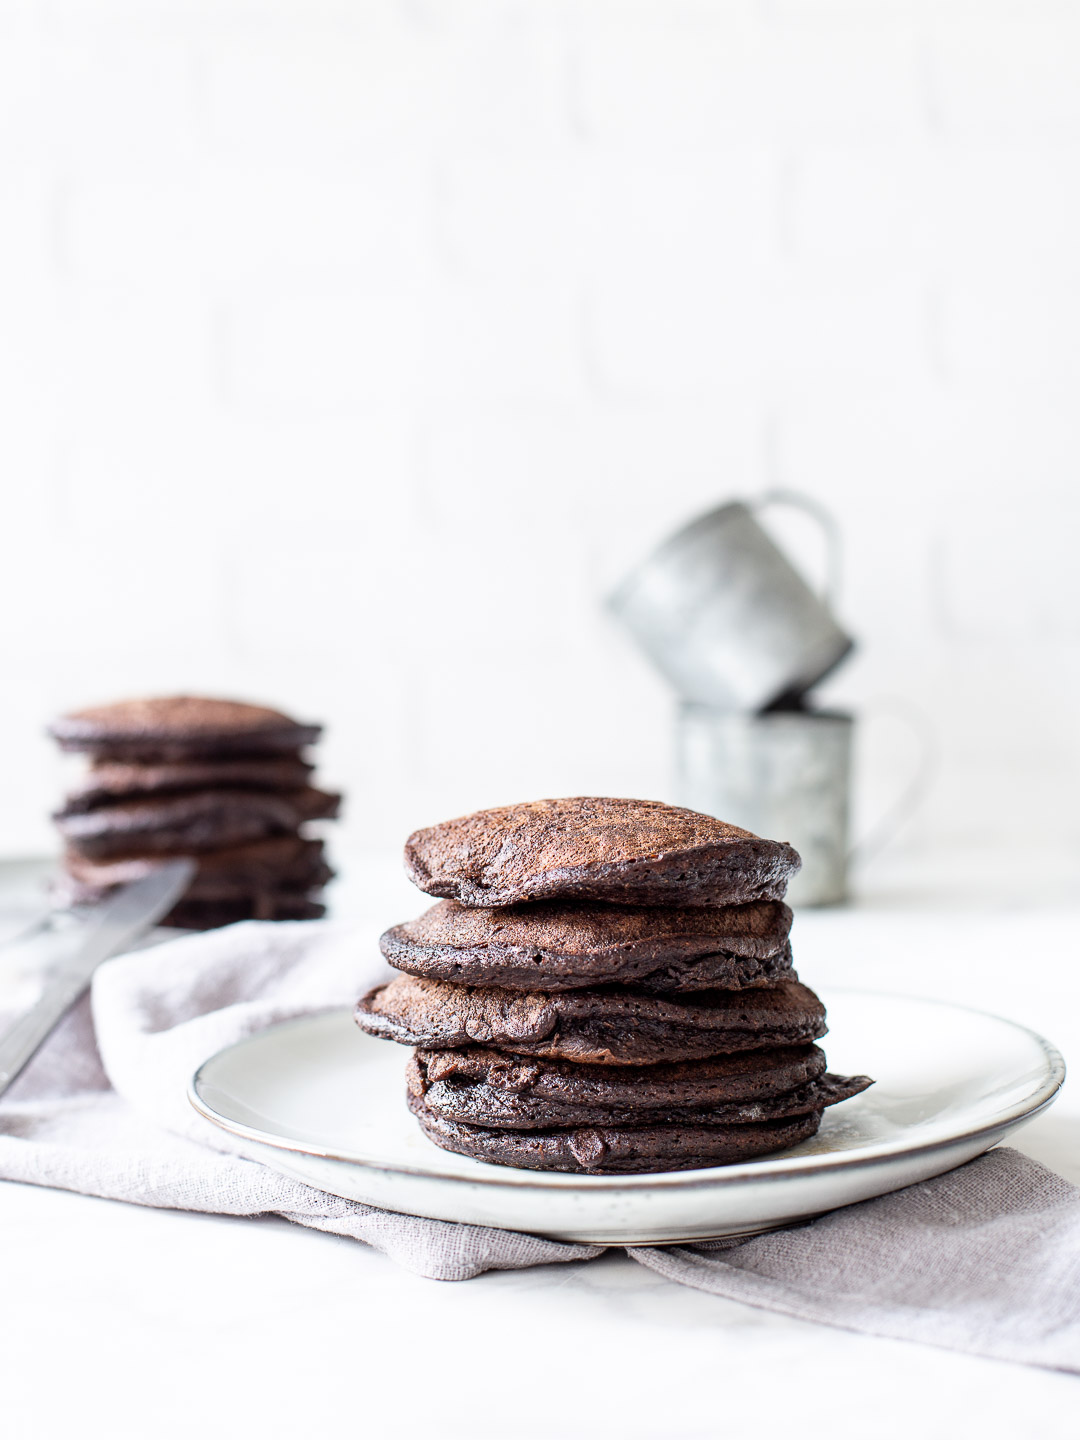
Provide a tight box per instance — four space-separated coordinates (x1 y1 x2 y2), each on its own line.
750 489 843 610
848 700 938 866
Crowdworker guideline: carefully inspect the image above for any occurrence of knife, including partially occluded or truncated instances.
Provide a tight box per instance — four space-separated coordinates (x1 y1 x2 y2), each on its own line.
0 857 195 1098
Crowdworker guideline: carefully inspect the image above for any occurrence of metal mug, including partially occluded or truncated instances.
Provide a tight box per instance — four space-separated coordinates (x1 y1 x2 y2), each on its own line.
675 705 853 906
608 492 855 712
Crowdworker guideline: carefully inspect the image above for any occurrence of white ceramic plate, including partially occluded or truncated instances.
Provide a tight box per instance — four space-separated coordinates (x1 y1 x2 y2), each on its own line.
189 989 1064 1245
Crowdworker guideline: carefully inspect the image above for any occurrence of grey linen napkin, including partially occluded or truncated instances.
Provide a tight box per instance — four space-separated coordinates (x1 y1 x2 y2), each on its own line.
0 920 1077 1372
634 1149 1080 1372
0 920 598 1279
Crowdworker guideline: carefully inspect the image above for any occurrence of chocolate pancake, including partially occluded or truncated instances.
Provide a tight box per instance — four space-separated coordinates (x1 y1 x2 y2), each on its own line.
356 974 827 1065
48 695 321 762
408 1092 824 1173
404 797 800 908
62 835 332 903
382 898 793 993
61 757 315 812
163 895 326 930
408 1045 870 1128
55 787 340 860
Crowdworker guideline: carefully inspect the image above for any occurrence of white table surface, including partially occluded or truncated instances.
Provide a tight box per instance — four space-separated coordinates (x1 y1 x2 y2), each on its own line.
2 850 1078 1440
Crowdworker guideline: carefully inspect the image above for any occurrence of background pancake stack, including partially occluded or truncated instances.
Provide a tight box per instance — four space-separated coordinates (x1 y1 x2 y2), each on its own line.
49 695 341 929
357 796 871 1175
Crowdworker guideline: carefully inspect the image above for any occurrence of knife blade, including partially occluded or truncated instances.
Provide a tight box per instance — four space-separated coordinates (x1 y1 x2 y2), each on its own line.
0 857 195 1098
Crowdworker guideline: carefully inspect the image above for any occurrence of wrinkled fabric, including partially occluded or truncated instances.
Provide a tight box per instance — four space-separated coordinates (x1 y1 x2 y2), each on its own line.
631 1147 1080 1372
1 920 1078 1372
0 921 600 1279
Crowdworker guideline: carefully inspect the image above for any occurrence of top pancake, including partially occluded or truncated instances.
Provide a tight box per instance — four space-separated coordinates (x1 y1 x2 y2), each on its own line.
404 797 800 908
48 695 321 762
382 897 793 992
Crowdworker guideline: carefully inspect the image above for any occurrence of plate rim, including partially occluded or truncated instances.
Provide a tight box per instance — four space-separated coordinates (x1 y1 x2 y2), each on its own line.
188 986 1066 1193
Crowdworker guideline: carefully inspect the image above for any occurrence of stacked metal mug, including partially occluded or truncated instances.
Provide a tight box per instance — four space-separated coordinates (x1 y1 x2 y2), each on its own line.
608 494 856 906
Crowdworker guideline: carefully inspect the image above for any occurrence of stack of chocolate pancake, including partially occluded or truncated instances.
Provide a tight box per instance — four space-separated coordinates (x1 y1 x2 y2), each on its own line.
49 695 340 929
357 797 871 1175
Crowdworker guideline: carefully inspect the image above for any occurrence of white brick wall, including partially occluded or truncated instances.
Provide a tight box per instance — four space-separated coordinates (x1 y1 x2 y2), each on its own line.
1 0 1078 888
